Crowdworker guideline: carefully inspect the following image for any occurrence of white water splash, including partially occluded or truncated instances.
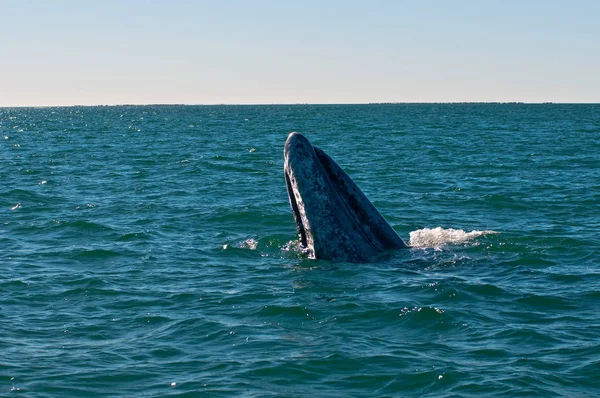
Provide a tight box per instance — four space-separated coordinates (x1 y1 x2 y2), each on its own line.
409 227 497 248
239 238 258 250
281 240 313 257
280 240 297 252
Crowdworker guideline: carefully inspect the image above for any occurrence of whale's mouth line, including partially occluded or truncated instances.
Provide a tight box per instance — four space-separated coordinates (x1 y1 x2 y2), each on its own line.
284 169 308 249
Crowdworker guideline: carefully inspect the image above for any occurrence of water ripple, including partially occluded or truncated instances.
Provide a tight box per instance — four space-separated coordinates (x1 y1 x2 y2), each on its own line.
2 104 599 397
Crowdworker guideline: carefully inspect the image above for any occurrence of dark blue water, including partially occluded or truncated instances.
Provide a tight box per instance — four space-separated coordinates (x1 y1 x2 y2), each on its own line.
1 104 599 396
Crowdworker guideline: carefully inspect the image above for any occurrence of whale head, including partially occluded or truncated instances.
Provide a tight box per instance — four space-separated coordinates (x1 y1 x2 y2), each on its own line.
283 132 407 262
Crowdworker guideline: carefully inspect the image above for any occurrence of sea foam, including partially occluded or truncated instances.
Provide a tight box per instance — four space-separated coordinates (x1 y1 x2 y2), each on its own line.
408 227 497 248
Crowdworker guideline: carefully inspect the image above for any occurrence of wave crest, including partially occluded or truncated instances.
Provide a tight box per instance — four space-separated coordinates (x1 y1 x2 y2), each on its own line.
409 227 497 248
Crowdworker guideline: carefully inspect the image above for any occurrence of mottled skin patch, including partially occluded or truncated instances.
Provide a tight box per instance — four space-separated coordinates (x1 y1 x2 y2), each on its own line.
284 132 407 262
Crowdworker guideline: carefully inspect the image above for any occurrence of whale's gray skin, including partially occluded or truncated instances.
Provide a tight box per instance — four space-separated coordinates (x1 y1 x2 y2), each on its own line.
284 132 407 262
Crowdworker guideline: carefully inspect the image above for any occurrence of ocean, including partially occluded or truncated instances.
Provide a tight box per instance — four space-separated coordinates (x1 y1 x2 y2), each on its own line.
1 104 599 397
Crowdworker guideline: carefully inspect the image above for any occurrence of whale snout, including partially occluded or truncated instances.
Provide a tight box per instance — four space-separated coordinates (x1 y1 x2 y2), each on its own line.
284 132 313 164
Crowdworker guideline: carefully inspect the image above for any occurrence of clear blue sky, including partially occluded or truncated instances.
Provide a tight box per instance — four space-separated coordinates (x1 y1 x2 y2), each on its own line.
1 0 598 106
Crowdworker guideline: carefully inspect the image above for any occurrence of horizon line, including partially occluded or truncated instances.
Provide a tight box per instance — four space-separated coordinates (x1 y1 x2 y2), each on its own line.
1 101 599 108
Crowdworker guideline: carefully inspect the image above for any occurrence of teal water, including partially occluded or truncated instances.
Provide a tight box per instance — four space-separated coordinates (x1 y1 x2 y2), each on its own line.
1 104 599 397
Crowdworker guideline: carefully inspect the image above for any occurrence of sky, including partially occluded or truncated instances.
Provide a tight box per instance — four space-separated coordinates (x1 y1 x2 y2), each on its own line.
1 0 599 106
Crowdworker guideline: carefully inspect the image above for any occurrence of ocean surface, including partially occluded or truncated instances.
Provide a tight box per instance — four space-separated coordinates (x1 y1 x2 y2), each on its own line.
1 104 599 397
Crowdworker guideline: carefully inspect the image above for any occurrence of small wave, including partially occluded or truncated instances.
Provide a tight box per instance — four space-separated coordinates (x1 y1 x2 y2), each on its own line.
409 227 497 248
222 237 312 260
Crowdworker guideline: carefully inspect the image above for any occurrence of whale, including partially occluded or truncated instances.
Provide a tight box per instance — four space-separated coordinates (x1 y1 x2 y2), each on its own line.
284 132 407 262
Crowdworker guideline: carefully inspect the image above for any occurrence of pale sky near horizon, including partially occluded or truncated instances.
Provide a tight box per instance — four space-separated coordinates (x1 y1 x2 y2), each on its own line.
1 0 599 106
